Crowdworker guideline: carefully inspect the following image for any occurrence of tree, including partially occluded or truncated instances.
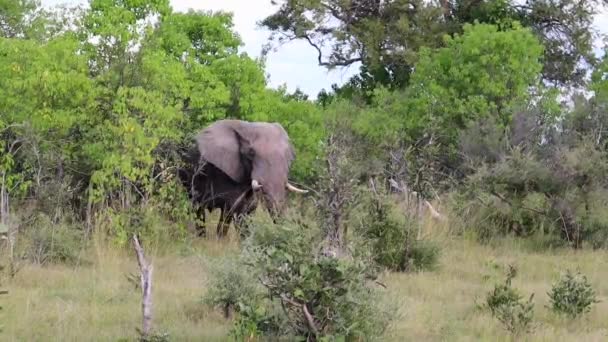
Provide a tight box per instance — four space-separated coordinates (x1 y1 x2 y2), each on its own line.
262 0 605 98
0 0 39 38
262 0 445 93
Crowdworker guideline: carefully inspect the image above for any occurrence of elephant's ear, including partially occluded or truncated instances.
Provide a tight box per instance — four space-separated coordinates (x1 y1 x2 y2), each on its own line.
195 120 247 183
276 123 296 167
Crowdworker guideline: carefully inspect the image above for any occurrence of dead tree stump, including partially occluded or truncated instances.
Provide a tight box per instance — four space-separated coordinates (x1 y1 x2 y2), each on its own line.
132 234 153 339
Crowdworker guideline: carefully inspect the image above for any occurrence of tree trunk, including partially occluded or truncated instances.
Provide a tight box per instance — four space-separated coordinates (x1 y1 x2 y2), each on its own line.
1 172 16 277
132 234 153 338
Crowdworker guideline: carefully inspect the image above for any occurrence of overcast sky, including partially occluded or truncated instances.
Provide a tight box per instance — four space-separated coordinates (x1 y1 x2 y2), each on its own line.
42 0 608 99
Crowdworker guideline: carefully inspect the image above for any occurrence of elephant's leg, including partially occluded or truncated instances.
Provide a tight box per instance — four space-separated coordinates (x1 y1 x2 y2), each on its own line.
195 204 207 237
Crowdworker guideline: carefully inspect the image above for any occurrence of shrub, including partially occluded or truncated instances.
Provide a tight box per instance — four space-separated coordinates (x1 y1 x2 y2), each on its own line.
548 269 599 318
404 239 441 272
485 265 535 335
203 256 262 319
101 206 178 248
233 219 394 341
355 188 440 272
22 214 83 265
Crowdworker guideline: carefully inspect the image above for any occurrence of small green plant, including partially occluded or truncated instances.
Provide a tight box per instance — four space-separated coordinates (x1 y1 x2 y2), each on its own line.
404 239 441 272
356 188 440 272
137 330 170 342
485 265 535 335
547 269 599 318
203 256 261 319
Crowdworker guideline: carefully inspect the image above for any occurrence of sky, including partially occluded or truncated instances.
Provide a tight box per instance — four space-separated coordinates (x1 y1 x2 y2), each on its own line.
42 0 608 99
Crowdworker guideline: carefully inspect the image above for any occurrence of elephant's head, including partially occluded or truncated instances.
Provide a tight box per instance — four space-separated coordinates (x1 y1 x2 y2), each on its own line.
195 119 307 215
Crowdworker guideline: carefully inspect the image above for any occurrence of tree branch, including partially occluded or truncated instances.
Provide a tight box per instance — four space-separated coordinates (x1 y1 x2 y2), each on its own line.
300 34 362 67
279 294 318 336
489 190 548 216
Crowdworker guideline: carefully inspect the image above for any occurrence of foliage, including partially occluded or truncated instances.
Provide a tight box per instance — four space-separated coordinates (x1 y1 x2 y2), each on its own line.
21 214 83 266
458 122 608 248
234 219 394 341
0 0 326 249
485 265 535 335
355 185 440 272
99 206 178 247
203 256 262 319
263 0 601 102
353 21 543 143
420 22 541 124
262 0 445 94
344 22 545 198
136 331 170 342
547 269 599 318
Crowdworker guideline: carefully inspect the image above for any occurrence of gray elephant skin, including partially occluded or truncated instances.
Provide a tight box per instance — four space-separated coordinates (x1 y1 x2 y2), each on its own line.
178 119 308 238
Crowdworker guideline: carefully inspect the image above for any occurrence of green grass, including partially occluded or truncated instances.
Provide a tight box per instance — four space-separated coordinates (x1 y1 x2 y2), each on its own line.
2 229 608 341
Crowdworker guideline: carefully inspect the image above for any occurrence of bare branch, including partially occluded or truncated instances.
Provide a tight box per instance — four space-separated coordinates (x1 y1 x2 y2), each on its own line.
279 294 318 336
301 34 362 67
302 303 318 335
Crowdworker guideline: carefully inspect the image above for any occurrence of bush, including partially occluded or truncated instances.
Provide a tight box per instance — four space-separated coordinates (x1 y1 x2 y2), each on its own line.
404 239 441 272
232 219 394 341
203 256 262 319
355 189 440 272
101 206 179 248
22 214 83 266
548 269 599 318
485 265 535 335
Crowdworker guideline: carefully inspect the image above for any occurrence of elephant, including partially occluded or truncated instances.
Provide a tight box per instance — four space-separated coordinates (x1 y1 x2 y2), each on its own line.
178 119 308 238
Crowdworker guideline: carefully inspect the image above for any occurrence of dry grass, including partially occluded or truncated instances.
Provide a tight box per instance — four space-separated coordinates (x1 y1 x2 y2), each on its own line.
2 236 238 341
382 238 608 341
2 221 608 341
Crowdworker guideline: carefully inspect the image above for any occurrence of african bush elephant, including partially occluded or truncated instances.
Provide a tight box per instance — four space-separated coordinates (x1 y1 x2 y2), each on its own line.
178 119 308 238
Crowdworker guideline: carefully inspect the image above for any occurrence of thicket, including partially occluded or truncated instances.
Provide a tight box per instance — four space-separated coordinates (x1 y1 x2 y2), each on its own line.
1 0 607 256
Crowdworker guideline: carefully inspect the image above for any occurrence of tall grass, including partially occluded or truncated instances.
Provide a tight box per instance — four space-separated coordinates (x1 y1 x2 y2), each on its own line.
2 208 608 341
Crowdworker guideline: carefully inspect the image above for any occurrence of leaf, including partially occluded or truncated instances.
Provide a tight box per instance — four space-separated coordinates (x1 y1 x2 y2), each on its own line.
294 288 305 299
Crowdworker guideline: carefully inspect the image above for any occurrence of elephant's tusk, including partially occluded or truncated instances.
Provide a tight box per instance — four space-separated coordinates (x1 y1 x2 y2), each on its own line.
286 182 308 193
252 179 263 190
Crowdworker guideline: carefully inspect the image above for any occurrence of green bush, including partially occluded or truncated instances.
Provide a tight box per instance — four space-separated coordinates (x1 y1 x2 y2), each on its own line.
548 269 599 318
203 256 262 319
355 189 440 272
22 214 83 266
232 219 394 341
485 265 535 335
102 206 179 248
404 239 441 272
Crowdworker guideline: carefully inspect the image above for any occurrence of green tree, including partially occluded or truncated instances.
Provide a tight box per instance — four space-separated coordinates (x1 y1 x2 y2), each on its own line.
0 0 40 38
263 0 604 99
355 22 543 152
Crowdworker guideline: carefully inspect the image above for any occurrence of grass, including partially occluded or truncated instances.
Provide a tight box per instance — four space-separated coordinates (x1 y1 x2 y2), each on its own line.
2 222 608 341
382 237 608 341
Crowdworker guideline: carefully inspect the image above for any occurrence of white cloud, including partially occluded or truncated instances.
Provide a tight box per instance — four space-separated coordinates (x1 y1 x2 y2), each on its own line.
39 1 608 98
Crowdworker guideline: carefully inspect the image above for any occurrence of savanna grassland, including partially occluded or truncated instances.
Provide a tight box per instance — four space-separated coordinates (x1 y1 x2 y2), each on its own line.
4 0 608 341
3 212 608 341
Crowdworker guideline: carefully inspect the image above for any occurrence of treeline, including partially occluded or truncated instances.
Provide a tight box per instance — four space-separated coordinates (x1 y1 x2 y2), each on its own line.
0 0 323 247
1 0 608 251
